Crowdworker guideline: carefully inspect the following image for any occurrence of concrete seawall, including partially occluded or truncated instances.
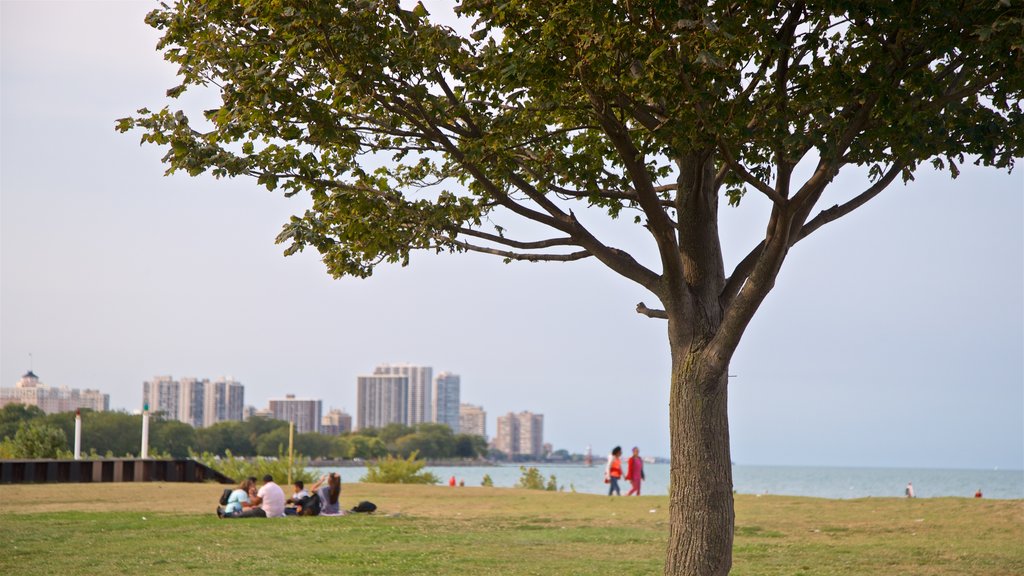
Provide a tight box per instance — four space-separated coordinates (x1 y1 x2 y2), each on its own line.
0 458 234 484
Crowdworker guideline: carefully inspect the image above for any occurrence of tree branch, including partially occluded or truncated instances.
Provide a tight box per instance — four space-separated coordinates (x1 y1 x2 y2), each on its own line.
796 161 906 241
721 161 907 309
636 302 668 319
716 140 787 204
448 238 592 262
456 228 579 250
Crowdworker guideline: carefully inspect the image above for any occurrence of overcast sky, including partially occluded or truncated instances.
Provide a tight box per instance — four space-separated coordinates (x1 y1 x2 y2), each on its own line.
2 1 1021 470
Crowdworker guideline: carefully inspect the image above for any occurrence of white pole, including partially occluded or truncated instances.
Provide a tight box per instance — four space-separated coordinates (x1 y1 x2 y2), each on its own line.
74 409 82 460
288 420 294 487
141 404 150 459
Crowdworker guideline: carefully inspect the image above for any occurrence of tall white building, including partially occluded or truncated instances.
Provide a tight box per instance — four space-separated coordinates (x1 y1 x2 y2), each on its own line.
459 403 487 439
178 377 207 428
433 372 461 432
494 411 544 458
143 375 244 428
374 364 432 426
356 373 408 430
204 377 245 427
268 395 322 434
143 375 180 418
321 408 353 436
517 412 544 458
0 371 109 414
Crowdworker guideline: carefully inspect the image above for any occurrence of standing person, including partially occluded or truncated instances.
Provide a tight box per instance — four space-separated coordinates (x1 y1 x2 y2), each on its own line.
625 446 646 496
605 446 623 496
905 482 915 498
310 472 342 515
233 474 286 518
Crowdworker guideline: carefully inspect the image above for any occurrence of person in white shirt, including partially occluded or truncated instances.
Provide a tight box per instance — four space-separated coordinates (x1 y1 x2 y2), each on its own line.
232 474 286 518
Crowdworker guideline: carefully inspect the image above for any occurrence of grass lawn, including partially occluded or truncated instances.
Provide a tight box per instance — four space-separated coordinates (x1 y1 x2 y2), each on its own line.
0 483 1020 575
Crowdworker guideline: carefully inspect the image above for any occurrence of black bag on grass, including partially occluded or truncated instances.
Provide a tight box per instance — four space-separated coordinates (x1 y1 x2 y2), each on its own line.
351 500 377 513
296 493 321 516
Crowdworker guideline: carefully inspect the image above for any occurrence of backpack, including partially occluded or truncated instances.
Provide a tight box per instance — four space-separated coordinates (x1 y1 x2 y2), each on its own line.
296 493 321 516
351 500 377 514
219 488 232 506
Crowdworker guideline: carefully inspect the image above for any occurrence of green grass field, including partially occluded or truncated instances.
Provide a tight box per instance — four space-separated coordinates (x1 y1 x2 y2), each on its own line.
0 483 1020 575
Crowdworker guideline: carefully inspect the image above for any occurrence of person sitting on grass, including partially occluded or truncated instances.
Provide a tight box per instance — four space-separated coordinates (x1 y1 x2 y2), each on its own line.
223 474 286 518
218 477 254 518
309 472 342 515
285 480 310 516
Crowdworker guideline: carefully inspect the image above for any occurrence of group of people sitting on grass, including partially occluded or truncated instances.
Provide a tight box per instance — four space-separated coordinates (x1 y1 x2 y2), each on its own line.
217 472 341 518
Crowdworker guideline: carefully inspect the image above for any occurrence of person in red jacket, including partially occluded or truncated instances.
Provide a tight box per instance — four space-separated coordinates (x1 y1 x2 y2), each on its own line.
605 446 623 496
625 446 646 496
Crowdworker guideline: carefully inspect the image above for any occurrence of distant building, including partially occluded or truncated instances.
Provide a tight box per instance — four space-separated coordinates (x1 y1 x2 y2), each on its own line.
356 373 408 430
0 371 109 414
321 408 353 436
374 364 432 426
433 372 461 432
142 375 244 428
178 377 207 429
203 377 244 427
493 411 544 458
268 395 322 434
517 412 544 458
459 403 487 439
142 375 179 418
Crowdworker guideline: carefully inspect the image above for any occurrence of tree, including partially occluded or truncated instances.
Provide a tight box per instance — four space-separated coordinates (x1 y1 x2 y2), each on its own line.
119 2 1023 574
348 435 388 460
255 427 290 456
0 404 46 441
295 432 335 459
453 434 488 459
151 418 198 458
10 422 68 459
196 420 255 455
53 411 141 457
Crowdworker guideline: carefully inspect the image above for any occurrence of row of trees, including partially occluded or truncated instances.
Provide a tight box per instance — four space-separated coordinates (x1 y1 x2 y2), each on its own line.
0 404 487 460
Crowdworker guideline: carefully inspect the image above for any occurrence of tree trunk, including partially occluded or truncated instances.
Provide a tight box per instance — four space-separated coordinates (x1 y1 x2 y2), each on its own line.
664 345 734 576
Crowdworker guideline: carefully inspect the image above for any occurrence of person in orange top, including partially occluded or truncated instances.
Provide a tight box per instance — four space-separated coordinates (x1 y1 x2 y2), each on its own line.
625 446 645 496
605 446 623 496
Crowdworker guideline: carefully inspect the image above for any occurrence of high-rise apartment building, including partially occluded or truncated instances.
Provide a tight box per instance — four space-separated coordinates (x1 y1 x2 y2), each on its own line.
356 373 408 430
143 375 244 428
459 403 486 439
494 412 518 456
493 411 544 458
321 408 353 436
433 372 461 432
178 377 207 428
268 395 322 434
517 412 544 458
203 377 245 427
143 375 180 417
0 371 109 414
374 364 432 425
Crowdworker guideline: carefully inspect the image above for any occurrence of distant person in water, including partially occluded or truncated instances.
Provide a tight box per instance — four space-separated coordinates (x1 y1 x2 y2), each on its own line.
605 446 623 496
625 446 646 496
905 482 915 498
975 489 983 498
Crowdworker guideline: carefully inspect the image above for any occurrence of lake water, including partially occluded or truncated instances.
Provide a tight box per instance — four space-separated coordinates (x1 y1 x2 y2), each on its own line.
319 463 1024 499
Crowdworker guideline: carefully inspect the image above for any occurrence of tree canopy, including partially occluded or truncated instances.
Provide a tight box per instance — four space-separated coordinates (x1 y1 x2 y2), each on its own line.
119 1 1022 287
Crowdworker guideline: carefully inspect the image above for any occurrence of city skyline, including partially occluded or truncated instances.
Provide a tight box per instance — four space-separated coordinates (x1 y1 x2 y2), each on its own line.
2 2 1021 470
7 365 552 450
